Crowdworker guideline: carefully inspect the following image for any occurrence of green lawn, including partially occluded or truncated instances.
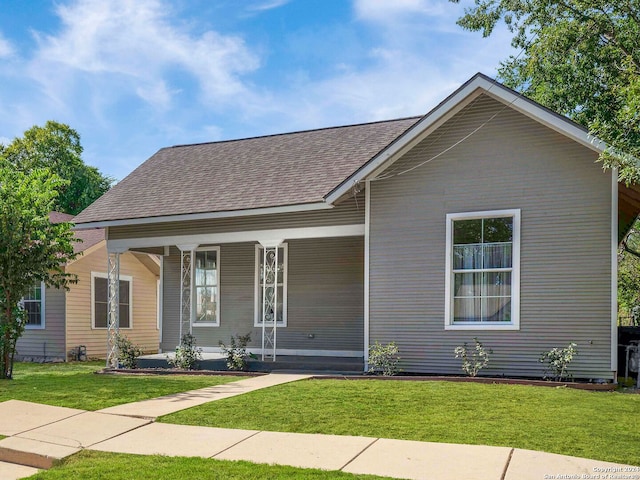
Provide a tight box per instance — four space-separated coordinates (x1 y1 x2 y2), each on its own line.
25 451 392 480
162 379 640 466
0 362 241 410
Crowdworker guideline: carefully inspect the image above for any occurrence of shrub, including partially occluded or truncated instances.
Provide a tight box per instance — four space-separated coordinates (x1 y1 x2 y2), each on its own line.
167 334 202 370
454 338 492 377
219 333 256 371
116 333 143 369
540 342 578 381
368 341 401 376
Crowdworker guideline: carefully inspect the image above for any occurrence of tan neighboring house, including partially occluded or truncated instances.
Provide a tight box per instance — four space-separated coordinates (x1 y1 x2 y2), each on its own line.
15 212 160 362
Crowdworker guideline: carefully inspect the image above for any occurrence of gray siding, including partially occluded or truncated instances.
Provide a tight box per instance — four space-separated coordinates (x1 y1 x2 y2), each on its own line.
110 194 364 240
161 249 181 351
162 238 364 353
369 94 613 379
16 287 66 361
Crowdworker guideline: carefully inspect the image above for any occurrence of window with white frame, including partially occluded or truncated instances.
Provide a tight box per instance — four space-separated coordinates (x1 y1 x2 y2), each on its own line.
254 244 287 327
193 248 220 326
445 209 520 330
92 273 132 329
23 282 45 329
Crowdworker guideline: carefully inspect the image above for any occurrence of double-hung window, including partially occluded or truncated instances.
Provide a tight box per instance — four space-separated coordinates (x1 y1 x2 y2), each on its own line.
23 282 45 329
92 273 132 329
193 248 220 326
254 244 287 327
445 209 520 330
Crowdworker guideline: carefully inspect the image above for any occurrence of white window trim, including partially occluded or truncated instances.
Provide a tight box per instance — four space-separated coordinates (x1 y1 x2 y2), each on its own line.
254 243 288 327
24 281 46 330
192 246 221 327
91 271 133 329
444 209 520 331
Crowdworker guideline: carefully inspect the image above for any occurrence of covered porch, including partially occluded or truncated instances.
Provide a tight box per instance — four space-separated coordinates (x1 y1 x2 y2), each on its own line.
104 224 365 371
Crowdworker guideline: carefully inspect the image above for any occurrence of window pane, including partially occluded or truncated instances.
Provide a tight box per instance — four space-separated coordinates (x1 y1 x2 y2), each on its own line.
454 272 483 297
453 244 482 270
483 243 512 269
205 269 217 285
483 297 511 322
95 277 108 303
453 219 481 244
484 217 513 243
95 302 108 328
119 280 130 304
195 286 217 323
28 284 41 301
119 304 130 328
24 301 42 326
453 297 482 322
483 272 511 297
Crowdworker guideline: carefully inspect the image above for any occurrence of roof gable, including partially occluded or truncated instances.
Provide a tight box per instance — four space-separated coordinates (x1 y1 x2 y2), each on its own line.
325 73 606 203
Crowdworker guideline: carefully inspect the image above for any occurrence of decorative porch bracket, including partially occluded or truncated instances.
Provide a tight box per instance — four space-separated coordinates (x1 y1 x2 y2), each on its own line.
106 248 127 369
177 244 198 342
259 239 283 361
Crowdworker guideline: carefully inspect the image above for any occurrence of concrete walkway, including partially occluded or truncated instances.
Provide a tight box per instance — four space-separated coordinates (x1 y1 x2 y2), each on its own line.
98 373 311 418
0 373 636 480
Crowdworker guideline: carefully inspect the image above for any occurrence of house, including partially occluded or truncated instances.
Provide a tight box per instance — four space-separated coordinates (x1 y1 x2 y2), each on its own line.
73 73 640 379
15 212 160 362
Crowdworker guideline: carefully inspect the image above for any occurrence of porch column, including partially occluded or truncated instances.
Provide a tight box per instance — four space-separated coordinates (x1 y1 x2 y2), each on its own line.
259 238 283 361
106 248 126 369
177 244 198 342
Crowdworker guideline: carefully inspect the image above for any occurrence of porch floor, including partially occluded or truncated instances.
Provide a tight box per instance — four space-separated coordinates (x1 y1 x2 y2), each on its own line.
137 353 364 374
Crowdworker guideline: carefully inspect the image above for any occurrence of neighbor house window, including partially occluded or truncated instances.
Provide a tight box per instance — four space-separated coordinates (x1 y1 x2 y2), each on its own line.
254 244 287 327
92 272 132 329
23 282 45 329
445 209 520 330
193 248 220 326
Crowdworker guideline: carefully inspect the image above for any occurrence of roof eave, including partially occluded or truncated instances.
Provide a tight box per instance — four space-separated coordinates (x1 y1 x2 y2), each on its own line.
324 73 607 204
74 201 333 230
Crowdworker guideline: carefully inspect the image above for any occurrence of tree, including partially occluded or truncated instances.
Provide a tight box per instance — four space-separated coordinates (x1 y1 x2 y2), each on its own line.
0 159 78 379
0 121 113 215
451 0 640 183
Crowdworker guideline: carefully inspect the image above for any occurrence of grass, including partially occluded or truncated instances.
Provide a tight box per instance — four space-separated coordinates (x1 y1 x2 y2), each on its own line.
25 451 392 480
162 379 640 466
0 362 242 410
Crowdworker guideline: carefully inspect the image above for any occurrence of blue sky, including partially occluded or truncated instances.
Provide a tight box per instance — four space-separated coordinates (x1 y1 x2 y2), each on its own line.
0 0 515 181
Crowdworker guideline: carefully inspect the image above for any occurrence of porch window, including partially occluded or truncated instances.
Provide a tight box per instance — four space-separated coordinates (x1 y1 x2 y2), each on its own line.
193 248 220 326
23 282 45 329
254 244 287 327
445 209 520 330
92 272 132 329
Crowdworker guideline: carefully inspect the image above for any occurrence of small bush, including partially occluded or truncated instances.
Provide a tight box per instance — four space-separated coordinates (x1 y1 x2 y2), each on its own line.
219 333 256 371
116 333 143 369
540 342 578 381
368 341 401 376
454 338 492 377
167 334 202 370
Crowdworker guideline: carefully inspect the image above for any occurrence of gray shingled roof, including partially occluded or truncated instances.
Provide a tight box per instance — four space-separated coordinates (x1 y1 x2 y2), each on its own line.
74 117 420 224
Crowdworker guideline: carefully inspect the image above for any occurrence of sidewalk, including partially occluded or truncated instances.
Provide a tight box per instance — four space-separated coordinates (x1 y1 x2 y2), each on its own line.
0 373 636 480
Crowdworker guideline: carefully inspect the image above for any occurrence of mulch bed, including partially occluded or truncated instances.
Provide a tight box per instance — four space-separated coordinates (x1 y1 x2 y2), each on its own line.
96 367 623 391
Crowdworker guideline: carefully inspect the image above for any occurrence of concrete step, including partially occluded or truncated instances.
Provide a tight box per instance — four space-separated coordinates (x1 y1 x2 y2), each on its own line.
0 436 79 469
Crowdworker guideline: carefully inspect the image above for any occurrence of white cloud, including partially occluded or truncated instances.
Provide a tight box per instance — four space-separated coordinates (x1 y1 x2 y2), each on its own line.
354 0 452 22
247 0 290 12
0 33 14 58
28 0 259 109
